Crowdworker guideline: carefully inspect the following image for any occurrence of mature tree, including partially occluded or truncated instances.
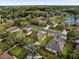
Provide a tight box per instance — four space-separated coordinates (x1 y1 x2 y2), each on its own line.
67 30 78 40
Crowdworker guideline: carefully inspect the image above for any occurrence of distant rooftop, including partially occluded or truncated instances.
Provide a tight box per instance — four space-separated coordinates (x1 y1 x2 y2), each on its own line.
75 40 79 43
0 52 13 59
6 26 19 32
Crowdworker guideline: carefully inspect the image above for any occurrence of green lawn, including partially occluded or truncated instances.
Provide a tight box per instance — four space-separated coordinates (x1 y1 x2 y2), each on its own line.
38 47 60 59
9 46 28 59
0 41 11 51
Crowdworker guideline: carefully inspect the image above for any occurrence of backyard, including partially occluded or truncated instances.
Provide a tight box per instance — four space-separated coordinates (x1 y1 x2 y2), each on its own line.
38 47 60 59
0 41 12 51
9 46 28 59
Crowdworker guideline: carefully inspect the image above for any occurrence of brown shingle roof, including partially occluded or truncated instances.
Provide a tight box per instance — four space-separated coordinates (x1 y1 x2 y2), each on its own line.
0 52 13 59
37 31 46 40
6 26 19 32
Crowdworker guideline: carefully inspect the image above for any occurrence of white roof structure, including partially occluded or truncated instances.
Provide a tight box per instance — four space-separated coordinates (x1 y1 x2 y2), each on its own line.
62 30 67 35
76 19 79 25
0 39 3 42
33 56 42 59
25 55 32 59
75 40 79 43
53 23 57 27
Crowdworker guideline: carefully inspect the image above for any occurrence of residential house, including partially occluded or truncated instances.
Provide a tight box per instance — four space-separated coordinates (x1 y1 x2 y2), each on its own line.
46 38 65 55
0 52 14 59
0 39 3 42
76 19 79 25
44 24 50 29
6 26 20 33
75 40 79 49
76 26 79 32
53 23 58 27
34 31 47 41
62 29 67 35
61 29 67 40
49 16 57 20
22 27 32 36
25 54 33 59
33 53 42 59
25 53 42 59
48 23 58 28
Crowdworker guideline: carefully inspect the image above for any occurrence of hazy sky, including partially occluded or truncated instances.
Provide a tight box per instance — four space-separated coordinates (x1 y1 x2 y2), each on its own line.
0 0 79 5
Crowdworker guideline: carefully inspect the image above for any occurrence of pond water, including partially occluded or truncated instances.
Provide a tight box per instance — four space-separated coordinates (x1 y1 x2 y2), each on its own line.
64 18 76 24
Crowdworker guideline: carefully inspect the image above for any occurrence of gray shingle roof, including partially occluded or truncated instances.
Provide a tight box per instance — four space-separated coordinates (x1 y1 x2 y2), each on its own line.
46 38 65 53
46 39 60 53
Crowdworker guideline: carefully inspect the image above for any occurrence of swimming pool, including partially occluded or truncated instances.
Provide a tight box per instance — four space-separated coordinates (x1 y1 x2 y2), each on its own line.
64 18 76 24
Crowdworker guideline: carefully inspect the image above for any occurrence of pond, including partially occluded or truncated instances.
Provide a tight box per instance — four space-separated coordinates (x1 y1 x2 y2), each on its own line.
64 18 76 24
